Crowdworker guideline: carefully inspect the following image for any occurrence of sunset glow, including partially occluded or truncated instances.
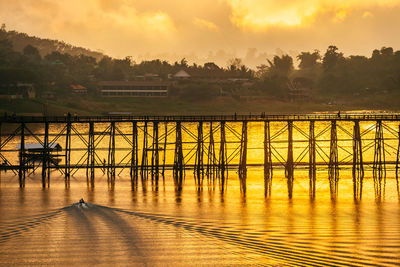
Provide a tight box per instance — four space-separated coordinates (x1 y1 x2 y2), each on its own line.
1 0 400 65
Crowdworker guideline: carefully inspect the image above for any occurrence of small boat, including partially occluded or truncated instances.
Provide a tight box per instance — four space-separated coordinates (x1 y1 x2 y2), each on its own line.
73 198 89 209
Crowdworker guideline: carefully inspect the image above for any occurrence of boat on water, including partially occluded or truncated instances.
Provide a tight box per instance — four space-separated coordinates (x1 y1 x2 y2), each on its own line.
73 198 89 209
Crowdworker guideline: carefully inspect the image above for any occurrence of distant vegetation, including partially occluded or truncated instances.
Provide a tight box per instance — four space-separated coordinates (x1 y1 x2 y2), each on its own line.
0 25 399 114
255 46 400 103
0 24 104 60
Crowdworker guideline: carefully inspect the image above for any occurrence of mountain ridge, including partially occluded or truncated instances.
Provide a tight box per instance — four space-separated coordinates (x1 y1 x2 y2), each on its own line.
1 26 105 60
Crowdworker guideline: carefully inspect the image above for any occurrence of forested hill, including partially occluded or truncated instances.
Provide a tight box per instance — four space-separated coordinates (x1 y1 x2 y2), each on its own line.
2 27 104 60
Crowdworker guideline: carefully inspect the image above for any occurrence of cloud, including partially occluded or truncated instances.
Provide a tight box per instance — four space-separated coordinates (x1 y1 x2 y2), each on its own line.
225 0 400 30
1 0 400 68
193 18 219 32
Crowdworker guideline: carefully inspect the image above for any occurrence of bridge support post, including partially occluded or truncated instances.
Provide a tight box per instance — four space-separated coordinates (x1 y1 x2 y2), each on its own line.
373 120 386 200
352 120 364 201
207 122 216 181
19 122 25 188
87 121 95 187
173 121 184 189
141 121 148 181
130 121 138 188
264 121 273 198
286 121 294 199
65 119 71 187
239 121 248 194
219 121 228 190
194 121 204 187
108 122 116 184
309 121 316 199
151 121 159 184
396 125 400 200
329 120 339 200
42 121 49 188
0 122 2 175
162 122 167 177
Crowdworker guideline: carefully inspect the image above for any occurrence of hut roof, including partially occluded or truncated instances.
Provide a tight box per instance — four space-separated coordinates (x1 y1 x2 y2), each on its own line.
16 143 62 151
173 70 191 78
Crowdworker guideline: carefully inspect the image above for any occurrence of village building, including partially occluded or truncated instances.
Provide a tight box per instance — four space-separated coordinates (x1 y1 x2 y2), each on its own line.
41 91 56 100
71 84 88 95
0 83 36 99
16 143 62 167
287 77 313 102
172 69 249 83
98 81 169 97
173 70 191 80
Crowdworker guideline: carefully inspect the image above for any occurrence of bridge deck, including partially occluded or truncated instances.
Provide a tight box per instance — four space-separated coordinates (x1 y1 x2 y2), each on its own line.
1 162 397 171
1 113 400 123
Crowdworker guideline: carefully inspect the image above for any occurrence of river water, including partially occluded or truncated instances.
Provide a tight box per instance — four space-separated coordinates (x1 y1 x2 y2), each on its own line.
1 170 399 266
0 120 400 266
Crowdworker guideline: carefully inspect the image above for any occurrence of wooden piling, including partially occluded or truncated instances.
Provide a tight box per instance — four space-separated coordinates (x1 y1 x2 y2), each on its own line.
173 121 184 188
329 120 339 199
65 119 71 186
309 121 316 199
19 122 25 187
207 122 216 181
286 121 294 199
108 122 116 182
141 121 148 180
396 125 400 200
0 122 2 179
264 121 273 198
42 121 49 188
239 121 248 194
373 120 386 200
352 120 363 200
0 122 2 173
151 121 159 182
87 121 95 186
162 122 167 176
130 121 138 187
239 121 248 175
219 121 228 189
194 121 204 186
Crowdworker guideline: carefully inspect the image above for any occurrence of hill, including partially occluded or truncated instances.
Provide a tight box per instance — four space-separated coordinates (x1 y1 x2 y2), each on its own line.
1 25 104 60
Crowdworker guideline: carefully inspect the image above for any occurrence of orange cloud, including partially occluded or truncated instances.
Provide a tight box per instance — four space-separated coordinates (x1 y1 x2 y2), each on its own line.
1 0 400 68
225 0 400 30
193 18 219 31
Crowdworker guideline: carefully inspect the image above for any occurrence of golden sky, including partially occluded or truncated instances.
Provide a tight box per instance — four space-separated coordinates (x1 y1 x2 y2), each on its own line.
1 0 400 67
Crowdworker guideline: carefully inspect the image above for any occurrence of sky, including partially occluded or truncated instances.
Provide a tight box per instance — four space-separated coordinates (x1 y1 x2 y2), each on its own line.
1 0 400 68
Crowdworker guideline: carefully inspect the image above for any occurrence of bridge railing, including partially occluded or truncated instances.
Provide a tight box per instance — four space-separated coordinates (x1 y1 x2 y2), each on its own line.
1 113 400 123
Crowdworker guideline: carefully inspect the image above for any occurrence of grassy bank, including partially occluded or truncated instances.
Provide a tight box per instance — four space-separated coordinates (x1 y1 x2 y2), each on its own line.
0 94 399 116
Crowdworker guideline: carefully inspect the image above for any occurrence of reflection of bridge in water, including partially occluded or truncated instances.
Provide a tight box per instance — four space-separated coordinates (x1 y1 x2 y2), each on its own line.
0 114 399 200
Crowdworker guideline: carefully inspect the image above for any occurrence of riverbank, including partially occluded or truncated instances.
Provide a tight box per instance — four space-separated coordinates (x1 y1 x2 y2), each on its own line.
1 94 399 116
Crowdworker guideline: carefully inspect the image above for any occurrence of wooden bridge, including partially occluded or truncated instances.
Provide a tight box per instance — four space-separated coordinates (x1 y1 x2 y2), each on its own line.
0 113 399 200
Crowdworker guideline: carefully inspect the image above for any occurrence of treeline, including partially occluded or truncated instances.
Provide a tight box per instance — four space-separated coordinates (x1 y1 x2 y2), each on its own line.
0 27 252 96
1 25 400 102
0 24 104 60
254 46 400 100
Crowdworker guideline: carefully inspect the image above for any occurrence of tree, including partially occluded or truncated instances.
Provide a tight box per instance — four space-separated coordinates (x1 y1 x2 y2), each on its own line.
380 47 393 56
227 58 243 71
180 58 188 68
322 46 344 71
203 62 220 70
267 55 294 77
23 44 41 61
297 50 321 69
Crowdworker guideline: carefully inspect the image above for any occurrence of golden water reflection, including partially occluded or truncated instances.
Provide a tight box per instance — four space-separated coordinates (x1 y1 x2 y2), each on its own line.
0 169 399 265
0 120 400 265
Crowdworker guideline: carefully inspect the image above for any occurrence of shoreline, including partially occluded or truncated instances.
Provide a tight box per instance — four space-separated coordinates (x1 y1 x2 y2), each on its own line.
1 96 399 116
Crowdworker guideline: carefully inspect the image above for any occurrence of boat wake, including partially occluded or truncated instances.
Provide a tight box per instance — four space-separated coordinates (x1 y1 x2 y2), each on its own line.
1 201 397 266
